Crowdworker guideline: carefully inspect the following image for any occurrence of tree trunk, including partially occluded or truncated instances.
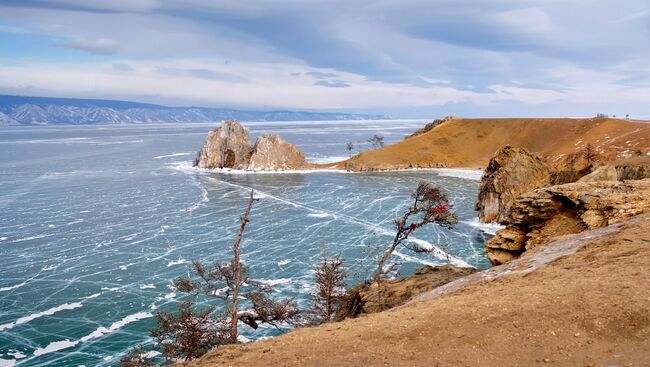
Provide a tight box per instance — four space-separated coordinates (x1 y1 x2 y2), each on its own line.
230 190 256 344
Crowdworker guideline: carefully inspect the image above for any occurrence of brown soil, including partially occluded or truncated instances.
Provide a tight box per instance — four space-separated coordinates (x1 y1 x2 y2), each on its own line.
345 118 650 171
189 216 650 367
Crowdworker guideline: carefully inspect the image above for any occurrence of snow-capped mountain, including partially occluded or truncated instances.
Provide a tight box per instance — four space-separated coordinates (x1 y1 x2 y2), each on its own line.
0 95 386 125
0 111 19 125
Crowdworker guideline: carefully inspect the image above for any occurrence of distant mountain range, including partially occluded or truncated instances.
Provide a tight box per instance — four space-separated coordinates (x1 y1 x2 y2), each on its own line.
0 95 386 125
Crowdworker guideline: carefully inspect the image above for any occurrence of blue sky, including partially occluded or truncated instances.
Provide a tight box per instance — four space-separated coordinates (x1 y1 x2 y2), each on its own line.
0 0 649 118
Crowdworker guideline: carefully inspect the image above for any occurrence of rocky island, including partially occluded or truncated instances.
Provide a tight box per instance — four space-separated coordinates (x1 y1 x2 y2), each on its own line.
194 120 308 171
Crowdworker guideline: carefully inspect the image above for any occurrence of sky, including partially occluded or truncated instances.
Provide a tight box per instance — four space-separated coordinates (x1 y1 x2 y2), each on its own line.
0 0 649 118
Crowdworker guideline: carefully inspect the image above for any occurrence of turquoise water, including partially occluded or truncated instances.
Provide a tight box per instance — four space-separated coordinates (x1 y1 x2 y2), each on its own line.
0 121 494 366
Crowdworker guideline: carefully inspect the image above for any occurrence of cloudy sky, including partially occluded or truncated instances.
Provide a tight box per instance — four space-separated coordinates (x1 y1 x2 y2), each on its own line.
0 0 649 118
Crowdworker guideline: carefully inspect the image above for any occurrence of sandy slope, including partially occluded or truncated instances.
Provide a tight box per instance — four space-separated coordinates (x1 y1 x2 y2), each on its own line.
346 118 650 171
189 215 650 367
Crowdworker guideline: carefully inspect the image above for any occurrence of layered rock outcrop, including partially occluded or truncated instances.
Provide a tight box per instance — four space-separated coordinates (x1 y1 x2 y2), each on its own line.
475 145 554 223
334 264 476 321
248 135 307 171
194 120 253 169
485 179 650 264
193 120 307 171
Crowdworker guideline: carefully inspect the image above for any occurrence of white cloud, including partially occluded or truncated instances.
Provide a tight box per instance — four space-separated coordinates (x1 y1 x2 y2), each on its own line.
61 37 119 55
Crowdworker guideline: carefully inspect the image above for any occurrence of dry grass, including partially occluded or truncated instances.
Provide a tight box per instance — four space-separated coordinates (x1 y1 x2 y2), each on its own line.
188 216 650 367
346 118 650 171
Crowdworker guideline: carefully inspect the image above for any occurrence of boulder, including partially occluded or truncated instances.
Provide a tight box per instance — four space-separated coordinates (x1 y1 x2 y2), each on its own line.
248 134 307 171
613 156 650 180
485 179 650 265
578 165 618 182
194 120 253 169
475 145 554 223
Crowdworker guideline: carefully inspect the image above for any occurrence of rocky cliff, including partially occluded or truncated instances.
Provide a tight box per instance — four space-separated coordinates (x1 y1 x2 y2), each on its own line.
194 120 253 169
485 179 650 264
193 120 308 171
475 145 554 223
248 135 307 171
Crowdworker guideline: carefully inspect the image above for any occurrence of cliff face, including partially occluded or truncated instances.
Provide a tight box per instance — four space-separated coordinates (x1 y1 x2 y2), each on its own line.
248 135 307 171
194 120 253 169
485 179 650 265
193 121 307 171
475 145 553 223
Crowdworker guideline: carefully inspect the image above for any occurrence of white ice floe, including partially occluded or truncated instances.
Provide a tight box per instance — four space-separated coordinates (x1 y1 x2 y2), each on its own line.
258 278 291 287
140 351 162 359
6 352 25 360
164 292 176 300
0 281 27 292
33 340 78 357
153 152 193 159
0 302 83 332
0 358 16 367
277 259 291 266
307 212 332 218
432 168 483 181
31 312 153 358
462 218 504 236
139 284 156 289
166 259 186 267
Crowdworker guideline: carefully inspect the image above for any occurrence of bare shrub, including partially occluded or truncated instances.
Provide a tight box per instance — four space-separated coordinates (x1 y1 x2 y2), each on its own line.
309 255 347 323
150 300 230 362
118 344 155 367
372 182 457 308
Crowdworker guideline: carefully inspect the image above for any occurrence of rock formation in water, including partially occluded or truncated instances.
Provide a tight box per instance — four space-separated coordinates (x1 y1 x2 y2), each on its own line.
484 179 650 265
248 135 307 171
194 120 253 169
193 120 307 171
475 145 554 223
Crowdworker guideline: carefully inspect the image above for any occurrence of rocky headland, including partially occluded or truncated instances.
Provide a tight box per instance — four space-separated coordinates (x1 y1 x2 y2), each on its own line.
344 117 650 171
186 118 650 367
194 120 308 171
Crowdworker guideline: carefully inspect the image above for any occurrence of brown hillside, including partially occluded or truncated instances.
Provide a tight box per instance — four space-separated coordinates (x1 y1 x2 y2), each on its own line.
188 215 650 367
346 118 650 171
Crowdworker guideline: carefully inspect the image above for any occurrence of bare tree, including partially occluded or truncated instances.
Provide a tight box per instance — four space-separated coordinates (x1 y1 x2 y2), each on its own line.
345 142 355 158
118 345 155 367
150 300 230 362
367 135 385 149
172 190 299 344
372 182 457 299
309 255 347 324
